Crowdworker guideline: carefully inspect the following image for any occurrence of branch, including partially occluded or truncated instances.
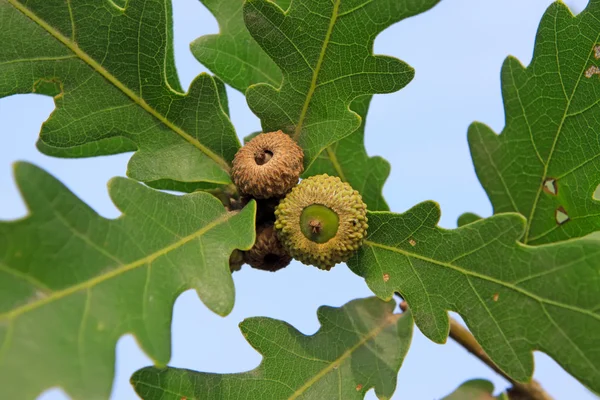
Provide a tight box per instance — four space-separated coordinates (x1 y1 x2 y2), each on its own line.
398 301 553 400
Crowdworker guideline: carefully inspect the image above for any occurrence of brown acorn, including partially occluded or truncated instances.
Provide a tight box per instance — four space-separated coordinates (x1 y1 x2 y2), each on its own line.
245 224 292 272
231 131 304 199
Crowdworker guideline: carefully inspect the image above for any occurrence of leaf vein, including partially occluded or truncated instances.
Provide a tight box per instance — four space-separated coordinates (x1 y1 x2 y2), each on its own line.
6 0 230 172
0 211 236 321
364 240 600 321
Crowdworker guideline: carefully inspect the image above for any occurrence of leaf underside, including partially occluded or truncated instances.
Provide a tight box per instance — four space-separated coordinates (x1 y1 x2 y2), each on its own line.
193 0 392 210
131 297 413 400
242 0 440 170
348 202 600 393
468 1 600 245
0 163 256 399
0 0 239 187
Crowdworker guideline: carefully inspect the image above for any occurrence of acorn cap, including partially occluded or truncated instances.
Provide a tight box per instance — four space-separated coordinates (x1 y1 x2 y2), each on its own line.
245 224 292 272
231 131 304 199
274 174 368 270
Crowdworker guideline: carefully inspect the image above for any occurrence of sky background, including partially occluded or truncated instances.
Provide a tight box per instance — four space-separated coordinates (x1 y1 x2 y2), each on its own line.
0 0 596 399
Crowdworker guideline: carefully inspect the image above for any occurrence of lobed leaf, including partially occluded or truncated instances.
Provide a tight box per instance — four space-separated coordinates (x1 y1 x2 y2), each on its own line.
242 0 439 169
0 0 239 187
192 0 391 210
468 1 600 244
304 95 390 211
0 163 256 399
192 0 289 93
131 297 412 400
348 202 600 393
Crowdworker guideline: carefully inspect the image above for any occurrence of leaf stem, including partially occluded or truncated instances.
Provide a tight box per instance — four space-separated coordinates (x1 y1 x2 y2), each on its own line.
399 301 553 400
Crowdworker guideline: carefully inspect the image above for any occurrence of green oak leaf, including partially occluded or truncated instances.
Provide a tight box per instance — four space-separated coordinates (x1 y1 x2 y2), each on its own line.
442 380 508 400
0 0 239 187
244 96 391 210
468 1 600 245
304 95 390 211
243 0 439 169
192 0 391 210
347 202 600 393
131 297 412 400
192 0 289 93
0 163 256 400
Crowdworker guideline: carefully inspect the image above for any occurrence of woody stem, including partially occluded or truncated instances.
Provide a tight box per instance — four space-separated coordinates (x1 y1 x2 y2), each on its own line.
399 301 553 400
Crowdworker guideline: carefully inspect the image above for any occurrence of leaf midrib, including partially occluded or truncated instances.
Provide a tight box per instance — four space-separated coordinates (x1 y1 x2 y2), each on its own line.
7 0 230 173
293 0 341 141
0 211 235 321
522 26 600 243
324 146 346 181
364 240 600 320
287 313 400 400
196 42 280 87
130 313 402 400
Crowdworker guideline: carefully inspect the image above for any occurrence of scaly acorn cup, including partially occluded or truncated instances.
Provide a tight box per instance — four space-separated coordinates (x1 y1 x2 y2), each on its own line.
245 224 292 272
231 131 304 199
275 174 368 270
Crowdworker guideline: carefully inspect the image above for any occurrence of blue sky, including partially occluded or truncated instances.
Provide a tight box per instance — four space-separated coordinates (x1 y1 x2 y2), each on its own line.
0 0 596 399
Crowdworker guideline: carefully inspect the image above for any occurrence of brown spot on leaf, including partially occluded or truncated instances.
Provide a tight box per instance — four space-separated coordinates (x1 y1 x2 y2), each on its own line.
356 384 363 391
555 206 570 225
383 273 390 282
595 45 600 59
399 301 408 312
542 178 558 196
585 65 600 78
409 239 416 247
493 293 499 302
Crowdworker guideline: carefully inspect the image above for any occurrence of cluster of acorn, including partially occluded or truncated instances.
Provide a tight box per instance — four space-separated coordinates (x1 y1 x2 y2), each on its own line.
227 130 368 272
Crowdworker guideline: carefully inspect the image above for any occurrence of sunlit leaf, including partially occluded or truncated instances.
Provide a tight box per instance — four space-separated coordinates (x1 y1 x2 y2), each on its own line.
468 1 600 244
193 0 393 210
0 163 256 399
0 0 239 187
131 297 412 400
304 95 390 210
243 0 439 169
348 201 600 393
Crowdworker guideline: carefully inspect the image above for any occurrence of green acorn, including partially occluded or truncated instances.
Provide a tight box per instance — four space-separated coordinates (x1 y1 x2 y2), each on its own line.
274 174 368 270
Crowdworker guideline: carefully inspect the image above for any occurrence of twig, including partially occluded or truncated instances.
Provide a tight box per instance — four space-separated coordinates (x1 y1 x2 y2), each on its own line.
399 301 553 400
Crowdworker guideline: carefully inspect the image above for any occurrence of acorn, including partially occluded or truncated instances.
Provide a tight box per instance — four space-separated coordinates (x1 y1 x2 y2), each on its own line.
231 131 304 199
274 174 368 270
245 224 292 272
